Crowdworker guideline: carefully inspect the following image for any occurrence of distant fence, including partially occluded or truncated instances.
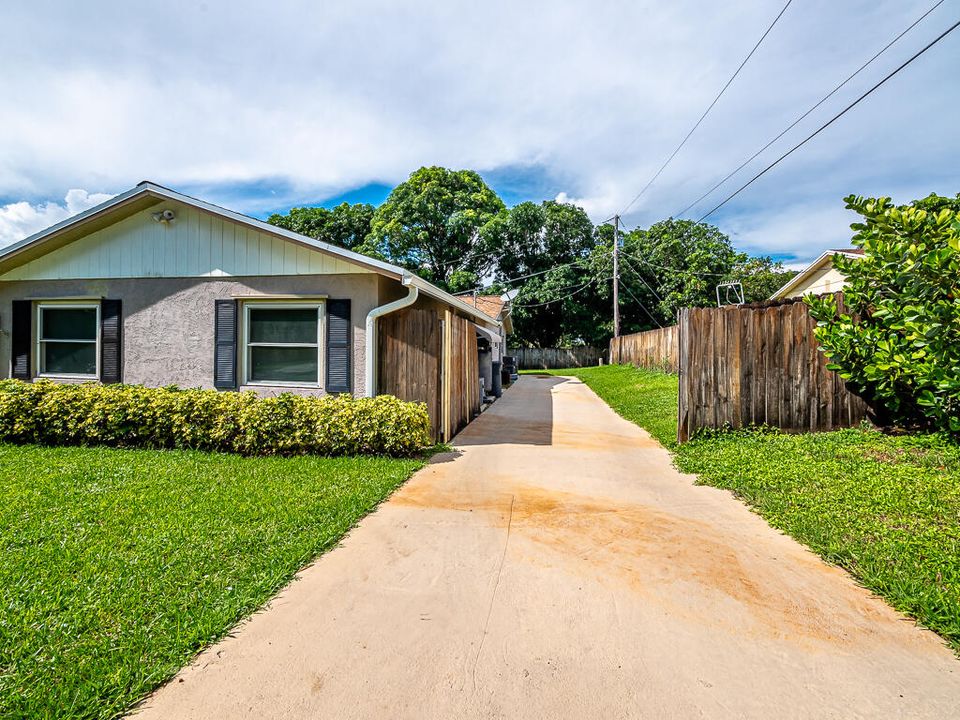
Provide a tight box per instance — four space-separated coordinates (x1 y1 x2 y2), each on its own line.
511 346 605 369
609 326 679 372
676 295 869 442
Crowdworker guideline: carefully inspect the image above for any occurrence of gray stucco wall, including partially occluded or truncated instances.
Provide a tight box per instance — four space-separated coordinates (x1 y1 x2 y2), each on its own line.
0 274 382 396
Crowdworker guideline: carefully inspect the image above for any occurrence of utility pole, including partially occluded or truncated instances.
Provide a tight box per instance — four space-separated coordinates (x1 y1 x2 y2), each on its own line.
612 214 620 338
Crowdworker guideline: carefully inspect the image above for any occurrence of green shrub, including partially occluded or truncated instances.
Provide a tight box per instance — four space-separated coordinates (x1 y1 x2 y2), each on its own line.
807 193 960 433
0 380 431 457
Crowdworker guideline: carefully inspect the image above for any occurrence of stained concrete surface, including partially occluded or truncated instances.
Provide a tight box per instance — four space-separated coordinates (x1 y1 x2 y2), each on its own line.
134 375 960 719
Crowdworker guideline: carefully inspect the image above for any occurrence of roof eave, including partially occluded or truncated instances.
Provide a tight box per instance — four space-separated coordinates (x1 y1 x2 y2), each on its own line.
0 186 163 272
404 274 501 329
0 181 501 324
770 250 860 300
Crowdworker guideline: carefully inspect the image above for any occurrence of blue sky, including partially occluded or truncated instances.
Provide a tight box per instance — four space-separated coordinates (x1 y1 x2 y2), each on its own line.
0 0 957 268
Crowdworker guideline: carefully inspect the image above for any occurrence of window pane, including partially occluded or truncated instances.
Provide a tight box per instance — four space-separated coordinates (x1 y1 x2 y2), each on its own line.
248 308 317 344
41 307 97 340
42 341 97 375
250 346 318 383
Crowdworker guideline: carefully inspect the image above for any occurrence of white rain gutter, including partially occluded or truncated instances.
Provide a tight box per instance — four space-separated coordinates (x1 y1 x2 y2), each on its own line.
365 275 419 397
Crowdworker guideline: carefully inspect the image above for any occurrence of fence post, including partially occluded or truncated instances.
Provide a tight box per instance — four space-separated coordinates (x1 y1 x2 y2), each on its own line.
677 309 689 443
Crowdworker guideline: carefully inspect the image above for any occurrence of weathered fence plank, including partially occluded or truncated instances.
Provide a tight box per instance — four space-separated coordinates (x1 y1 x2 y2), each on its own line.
447 312 480 438
511 346 605 369
379 306 480 443
677 294 869 442
609 325 679 372
379 307 443 441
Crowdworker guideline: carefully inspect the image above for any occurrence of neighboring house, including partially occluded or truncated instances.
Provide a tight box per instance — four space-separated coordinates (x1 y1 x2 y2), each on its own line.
455 293 513 398
0 181 499 440
770 249 864 299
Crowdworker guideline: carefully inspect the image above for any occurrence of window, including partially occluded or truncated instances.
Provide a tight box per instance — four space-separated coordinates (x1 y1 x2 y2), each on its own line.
243 303 323 385
37 303 99 377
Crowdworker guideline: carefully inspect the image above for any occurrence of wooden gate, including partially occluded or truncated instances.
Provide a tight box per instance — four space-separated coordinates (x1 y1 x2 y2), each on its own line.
444 312 480 439
378 306 482 442
378 306 443 440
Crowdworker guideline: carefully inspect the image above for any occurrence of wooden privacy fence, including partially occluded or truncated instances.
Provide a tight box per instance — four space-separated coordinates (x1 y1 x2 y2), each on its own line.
446 313 481 439
379 306 442 438
511 346 605 369
677 295 868 442
378 306 480 442
609 325 679 372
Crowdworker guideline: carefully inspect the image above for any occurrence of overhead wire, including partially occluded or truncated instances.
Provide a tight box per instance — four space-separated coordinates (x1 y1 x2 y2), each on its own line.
618 248 730 278
674 0 946 218
619 0 795 216
618 255 665 304
698 16 960 221
619 282 664 329
511 275 606 309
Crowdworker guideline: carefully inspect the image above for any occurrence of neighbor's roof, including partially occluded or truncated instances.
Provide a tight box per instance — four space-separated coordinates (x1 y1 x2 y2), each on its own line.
770 248 864 300
455 293 513 334
456 294 507 320
0 181 500 329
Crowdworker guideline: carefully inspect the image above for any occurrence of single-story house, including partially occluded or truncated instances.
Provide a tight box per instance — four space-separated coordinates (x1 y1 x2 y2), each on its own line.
0 181 500 441
770 248 864 300
455 293 512 399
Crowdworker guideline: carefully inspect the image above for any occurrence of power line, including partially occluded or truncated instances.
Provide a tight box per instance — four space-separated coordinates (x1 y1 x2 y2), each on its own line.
511 275 606 309
619 282 664 329
461 256 595 296
495 257 593 287
698 16 960 221
619 255 665 304
675 0 946 218
618 248 730 278
620 0 794 216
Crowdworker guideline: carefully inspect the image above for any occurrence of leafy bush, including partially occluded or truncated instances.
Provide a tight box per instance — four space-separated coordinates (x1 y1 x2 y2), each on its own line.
807 194 960 433
0 380 431 456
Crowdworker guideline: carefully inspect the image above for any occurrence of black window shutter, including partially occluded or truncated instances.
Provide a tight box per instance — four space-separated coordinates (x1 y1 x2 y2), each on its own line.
214 299 238 390
326 299 352 394
11 300 31 380
100 299 122 384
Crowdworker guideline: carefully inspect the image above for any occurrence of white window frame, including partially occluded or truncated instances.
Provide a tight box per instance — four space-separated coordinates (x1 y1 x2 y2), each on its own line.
36 301 101 379
242 301 325 387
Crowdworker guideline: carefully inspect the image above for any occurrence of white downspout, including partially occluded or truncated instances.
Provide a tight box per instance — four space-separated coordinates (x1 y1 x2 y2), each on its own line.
365 275 419 397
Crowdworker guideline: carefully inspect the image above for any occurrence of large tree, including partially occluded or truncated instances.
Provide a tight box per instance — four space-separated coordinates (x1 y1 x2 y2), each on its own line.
611 218 795 327
614 218 738 324
360 167 505 291
267 202 374 251
490 200 604 347
729 255 796 303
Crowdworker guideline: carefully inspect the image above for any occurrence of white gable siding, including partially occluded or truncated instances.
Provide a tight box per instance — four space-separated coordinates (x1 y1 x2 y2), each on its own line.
777 264 848 299
1 201 371 281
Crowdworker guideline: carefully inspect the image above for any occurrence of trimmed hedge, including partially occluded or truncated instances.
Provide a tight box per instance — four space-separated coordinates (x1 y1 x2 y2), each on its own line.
0 380 431 457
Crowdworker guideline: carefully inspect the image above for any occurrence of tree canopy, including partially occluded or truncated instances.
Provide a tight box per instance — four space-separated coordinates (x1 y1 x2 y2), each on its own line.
266 165 798 347
267 202 374 251
593 219 795 332
360 166 505 291
488 201 603 346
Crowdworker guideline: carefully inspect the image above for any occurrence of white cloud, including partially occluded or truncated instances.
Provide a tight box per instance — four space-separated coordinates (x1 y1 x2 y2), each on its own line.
0 0 955 264
553 190 619 220
0 190 114 247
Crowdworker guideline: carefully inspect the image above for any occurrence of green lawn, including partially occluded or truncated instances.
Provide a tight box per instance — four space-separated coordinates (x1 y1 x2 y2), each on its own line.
539 365 960 653
0 444 423 719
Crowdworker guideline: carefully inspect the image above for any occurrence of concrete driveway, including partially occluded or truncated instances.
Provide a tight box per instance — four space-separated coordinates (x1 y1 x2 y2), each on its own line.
136 375 959 719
